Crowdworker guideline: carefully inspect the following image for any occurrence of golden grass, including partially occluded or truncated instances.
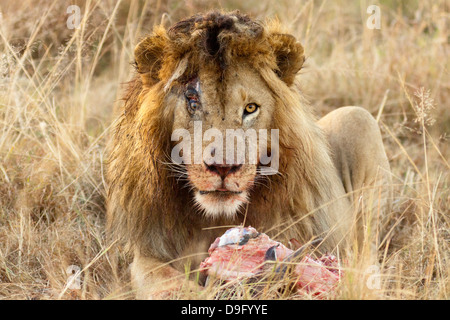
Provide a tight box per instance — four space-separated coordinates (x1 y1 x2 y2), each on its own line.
0 0 448 299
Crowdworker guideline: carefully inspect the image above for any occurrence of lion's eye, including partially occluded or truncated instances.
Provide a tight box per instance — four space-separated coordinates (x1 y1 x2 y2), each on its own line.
188 99 200 113
185 88 200 114
244 103 259 116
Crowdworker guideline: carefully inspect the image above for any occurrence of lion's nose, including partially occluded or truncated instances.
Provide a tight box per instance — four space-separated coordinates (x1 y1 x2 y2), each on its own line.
204 162 243 180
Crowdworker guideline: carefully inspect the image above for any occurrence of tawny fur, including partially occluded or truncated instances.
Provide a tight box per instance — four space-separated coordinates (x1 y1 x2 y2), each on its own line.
106 11 391 298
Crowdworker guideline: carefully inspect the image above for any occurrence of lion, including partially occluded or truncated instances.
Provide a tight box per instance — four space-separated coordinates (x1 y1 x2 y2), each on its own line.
106 11 392 299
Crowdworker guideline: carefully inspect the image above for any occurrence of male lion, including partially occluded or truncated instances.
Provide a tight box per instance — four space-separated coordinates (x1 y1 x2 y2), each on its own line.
106 11 392 298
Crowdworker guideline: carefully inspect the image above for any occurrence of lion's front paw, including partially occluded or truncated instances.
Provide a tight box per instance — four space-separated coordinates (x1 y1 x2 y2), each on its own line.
138 279 203 300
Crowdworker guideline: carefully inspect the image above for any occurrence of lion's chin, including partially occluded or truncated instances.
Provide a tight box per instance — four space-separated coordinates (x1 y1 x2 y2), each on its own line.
194 190 248 219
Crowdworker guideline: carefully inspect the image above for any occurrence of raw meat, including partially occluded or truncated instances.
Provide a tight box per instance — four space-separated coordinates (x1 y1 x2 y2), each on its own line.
200 226 342 297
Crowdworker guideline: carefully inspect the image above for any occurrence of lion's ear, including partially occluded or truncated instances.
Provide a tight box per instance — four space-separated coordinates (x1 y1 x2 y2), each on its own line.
134 34 167 86
269 34 305 86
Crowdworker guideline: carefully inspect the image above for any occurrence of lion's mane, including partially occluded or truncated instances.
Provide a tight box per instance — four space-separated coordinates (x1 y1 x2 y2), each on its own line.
106 11 349 264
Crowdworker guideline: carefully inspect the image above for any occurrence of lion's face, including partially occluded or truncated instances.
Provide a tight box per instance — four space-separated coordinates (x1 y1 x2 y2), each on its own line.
108 12 348 264
129 12 305 219
169 63 276 218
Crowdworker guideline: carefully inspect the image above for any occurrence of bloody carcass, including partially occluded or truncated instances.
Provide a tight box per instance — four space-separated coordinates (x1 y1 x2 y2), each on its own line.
200 226 342 297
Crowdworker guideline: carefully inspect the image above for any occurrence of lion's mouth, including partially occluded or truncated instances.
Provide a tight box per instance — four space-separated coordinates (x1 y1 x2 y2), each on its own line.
195 189 248 218
199 190 243 196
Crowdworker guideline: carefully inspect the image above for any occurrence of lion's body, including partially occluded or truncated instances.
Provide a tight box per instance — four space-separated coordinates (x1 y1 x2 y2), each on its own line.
106 11 392 298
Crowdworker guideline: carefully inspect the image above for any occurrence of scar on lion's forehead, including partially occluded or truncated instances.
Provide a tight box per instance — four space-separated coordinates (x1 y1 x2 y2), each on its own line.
186 77 201 91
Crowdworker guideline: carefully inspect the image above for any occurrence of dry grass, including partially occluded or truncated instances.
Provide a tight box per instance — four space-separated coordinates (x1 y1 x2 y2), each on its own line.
0 0 448 299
